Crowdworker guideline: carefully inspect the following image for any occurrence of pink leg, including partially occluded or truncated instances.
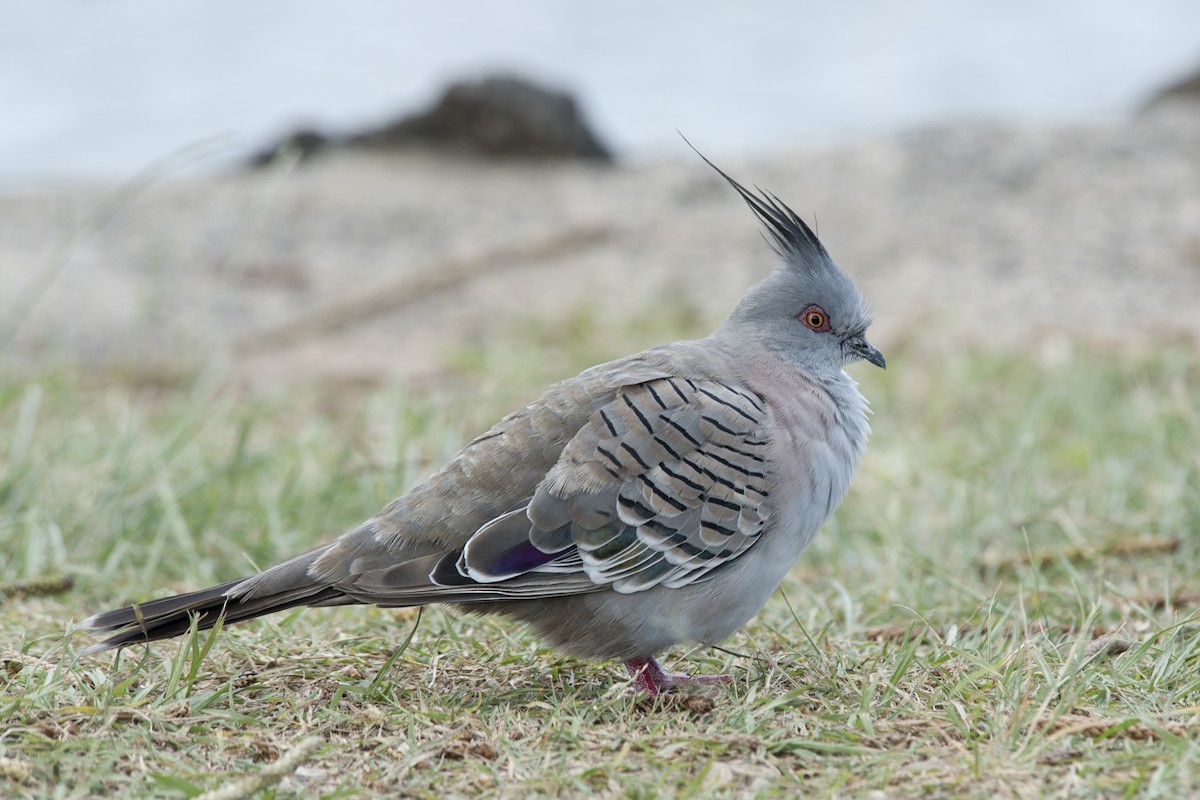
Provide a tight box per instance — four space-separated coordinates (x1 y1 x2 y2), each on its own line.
624 656 733 696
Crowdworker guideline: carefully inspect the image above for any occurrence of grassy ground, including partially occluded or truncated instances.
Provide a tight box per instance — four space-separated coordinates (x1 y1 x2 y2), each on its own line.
1 311 1199 799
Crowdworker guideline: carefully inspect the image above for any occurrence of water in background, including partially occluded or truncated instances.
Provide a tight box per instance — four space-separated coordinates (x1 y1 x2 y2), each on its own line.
2 0 1199 185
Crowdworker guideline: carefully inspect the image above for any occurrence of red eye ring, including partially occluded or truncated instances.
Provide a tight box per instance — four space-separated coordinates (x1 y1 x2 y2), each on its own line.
799 305 830 332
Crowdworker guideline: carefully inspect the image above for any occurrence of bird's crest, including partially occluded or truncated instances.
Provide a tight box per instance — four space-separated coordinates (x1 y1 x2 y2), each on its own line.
682 135 830 268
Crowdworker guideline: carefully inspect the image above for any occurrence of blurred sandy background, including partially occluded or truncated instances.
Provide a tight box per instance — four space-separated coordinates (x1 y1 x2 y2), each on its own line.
2 1 1199 390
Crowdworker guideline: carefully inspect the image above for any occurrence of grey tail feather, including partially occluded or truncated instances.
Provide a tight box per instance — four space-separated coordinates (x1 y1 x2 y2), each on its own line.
80 577 348 654
678 132 829 262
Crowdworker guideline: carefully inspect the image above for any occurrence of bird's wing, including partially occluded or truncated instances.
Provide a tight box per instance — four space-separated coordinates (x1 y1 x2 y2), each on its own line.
239 357 677 593
447 376 775 595
226 366 775 610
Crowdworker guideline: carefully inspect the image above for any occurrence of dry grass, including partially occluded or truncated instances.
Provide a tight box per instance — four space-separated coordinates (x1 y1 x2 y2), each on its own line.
2 310 1199 798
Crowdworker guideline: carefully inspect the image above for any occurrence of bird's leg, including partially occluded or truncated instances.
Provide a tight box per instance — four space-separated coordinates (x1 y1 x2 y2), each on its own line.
624 656 733 695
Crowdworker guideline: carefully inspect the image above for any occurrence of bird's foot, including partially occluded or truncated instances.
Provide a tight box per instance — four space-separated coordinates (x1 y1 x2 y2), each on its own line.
624 656 733 696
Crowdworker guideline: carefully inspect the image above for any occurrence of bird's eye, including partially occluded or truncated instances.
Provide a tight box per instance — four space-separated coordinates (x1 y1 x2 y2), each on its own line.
799 305 830 332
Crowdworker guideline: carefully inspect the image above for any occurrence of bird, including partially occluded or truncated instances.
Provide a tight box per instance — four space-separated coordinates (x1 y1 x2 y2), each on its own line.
81 153 885 696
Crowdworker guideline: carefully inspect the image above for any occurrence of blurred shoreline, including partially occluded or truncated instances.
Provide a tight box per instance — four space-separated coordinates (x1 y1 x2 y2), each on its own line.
2 109 1199 392
6 2 1200 185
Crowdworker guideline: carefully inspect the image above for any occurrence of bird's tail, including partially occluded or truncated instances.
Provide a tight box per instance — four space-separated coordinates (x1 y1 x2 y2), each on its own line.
80 511 599 654
80 547 350 654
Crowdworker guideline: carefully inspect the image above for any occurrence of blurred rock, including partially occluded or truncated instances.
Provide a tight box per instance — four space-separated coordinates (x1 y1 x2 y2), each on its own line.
354 75 612 161
251 74 612 167
1140 58 1200 113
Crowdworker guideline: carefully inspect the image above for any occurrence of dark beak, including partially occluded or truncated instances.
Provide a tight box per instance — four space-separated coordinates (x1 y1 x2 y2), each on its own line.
844 334 886 369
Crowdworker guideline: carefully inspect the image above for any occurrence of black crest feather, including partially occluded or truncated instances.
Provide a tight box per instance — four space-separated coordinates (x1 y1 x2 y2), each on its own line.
681 134 829 264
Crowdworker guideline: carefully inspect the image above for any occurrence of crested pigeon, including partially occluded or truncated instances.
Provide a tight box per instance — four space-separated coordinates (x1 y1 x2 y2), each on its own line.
82 154 885 696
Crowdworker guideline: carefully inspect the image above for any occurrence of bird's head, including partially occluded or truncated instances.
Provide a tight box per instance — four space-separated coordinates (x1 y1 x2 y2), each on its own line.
698 150 884 375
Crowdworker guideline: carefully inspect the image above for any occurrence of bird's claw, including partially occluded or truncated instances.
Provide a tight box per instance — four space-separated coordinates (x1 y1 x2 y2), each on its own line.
625 656 732 696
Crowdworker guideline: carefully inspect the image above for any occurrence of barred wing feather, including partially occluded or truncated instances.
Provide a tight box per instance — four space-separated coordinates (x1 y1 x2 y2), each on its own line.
463 377 774 594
